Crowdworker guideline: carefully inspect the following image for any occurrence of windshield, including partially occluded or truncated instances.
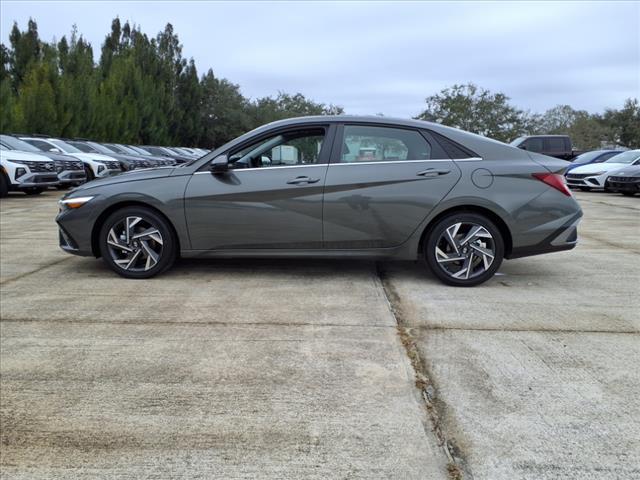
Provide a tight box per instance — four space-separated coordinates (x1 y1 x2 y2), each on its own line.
50 139 82 154
605 151 640 164
68 141 97 153
88 141 116 155
0 135 41 152
572 151 605 165
130 146 153 156
111 144 138 155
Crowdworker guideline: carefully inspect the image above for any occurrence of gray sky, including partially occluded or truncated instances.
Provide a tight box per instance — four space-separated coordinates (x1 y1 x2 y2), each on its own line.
1 1 638 117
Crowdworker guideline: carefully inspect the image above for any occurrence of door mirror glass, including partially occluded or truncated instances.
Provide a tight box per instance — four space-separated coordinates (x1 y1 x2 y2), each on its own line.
49 147 61 153
210 154 229 173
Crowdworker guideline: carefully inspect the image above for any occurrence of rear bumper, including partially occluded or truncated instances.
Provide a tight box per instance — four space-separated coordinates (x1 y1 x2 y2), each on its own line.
508 214 581 259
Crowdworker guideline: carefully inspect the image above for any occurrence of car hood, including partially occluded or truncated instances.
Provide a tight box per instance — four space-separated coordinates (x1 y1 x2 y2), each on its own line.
72 166 176 191
608 165 640 178
0 150 52 162
65 152 117 162
570 162 629 174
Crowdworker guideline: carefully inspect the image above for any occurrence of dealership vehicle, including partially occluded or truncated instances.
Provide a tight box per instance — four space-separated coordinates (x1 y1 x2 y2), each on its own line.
57 116 582 286
0 134 86 188
565 150 640 191
566 149 625 173
20 137 121 180
103 143 176 166
605 165 640 196
1 145 60 196
137 145 191 164
67 140 158 171
510 135 578 160
125 145 184 164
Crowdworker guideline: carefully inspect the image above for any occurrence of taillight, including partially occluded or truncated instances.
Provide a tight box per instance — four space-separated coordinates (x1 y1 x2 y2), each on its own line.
532 172 572 197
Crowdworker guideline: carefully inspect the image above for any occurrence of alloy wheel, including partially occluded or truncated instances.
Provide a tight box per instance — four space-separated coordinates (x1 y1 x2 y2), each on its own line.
434 222 496 280
106 216 164 272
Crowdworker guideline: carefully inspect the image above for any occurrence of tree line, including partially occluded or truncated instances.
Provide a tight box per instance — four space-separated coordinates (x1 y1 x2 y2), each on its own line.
1 19 638 150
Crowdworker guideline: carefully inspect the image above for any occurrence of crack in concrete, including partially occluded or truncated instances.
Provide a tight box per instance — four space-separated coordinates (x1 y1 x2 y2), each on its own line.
0 257 73 287
375 262 467 480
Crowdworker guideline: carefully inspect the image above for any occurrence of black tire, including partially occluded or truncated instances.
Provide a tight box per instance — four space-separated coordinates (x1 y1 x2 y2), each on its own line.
24 187 43 195
622 192 636 196
0 174 8 198
579 187 591 192
424 212 504 287
99 206 177 279
84 165 95 182
56 184 70 190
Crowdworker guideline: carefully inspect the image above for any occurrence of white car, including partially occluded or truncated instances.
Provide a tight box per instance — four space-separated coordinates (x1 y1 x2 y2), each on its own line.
0 146 60 196
565 149 640 191
19 137 121 180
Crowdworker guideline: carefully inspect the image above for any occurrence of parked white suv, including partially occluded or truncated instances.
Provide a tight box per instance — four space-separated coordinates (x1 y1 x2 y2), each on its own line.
20 137 121 180
0 145 60 196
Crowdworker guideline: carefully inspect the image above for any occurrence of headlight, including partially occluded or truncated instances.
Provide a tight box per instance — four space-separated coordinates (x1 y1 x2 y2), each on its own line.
59 196 95 210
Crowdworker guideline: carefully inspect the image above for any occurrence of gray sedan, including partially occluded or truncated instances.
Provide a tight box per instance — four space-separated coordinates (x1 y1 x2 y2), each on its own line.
56 116 582 286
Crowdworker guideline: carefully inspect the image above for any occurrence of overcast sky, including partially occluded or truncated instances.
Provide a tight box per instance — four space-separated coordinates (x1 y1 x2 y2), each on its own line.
1 1 638 117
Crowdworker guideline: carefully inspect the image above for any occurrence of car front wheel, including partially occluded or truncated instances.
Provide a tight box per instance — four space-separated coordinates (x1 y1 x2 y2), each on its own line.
99 207 177 279
424 212 504 287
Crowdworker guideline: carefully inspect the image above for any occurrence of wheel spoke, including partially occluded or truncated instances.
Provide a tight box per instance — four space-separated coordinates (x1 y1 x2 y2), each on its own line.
140 240 159 270
435 246 466 263
125 217 142 243
107 229 133 252
132 228 163 245
469 244 494 270
445 223 462 253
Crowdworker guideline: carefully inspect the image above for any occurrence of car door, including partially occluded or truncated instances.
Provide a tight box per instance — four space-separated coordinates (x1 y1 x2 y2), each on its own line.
184 125 334 251
322 124 461 249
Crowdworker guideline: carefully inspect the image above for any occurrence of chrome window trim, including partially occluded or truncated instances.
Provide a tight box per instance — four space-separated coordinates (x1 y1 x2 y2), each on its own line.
194 164 324 174
193 157 483 174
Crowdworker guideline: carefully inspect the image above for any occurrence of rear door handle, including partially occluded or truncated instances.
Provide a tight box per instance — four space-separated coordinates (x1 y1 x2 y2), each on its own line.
416 169 451 178
287 176 320 185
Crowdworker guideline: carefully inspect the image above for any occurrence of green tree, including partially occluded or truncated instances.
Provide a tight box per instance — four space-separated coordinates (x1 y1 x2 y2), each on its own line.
604 98 640 148
415 83 529 142
14 62 58 134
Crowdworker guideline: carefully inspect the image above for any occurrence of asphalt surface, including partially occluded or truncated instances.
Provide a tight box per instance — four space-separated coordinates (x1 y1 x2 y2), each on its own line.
1 189 638 479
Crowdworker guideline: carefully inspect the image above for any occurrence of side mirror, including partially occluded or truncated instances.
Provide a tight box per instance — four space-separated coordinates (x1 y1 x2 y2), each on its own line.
49 147 61 153
209 154 229 174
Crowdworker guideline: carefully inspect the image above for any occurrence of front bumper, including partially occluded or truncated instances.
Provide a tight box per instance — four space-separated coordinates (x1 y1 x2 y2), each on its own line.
606 177 640 193
58 169 87 185
15 172 60 188
565 172 607 189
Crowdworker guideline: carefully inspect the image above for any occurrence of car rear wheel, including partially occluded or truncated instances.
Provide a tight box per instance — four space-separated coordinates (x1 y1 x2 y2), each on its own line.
99 207 177 279
424 212 504 287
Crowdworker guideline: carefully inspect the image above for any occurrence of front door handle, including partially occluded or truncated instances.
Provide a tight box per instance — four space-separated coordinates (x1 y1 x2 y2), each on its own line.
416 168 451 178
287 176 320 185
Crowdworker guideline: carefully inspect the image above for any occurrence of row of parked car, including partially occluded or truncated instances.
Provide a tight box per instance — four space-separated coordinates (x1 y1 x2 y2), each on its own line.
563 149 640 196
0 133 209 197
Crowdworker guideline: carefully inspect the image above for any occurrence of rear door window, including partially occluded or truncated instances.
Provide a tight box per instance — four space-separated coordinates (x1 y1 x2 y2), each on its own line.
340 125 431 163
545 138 565 152
525 138 544 152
